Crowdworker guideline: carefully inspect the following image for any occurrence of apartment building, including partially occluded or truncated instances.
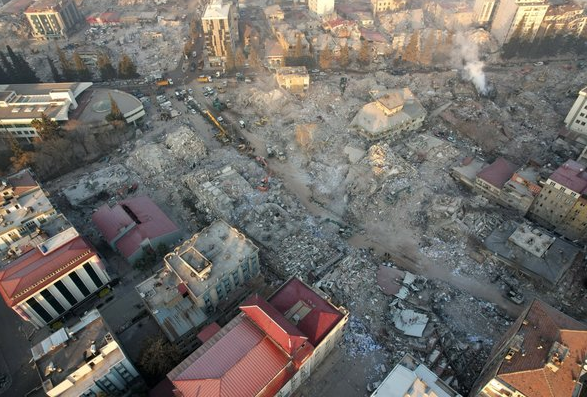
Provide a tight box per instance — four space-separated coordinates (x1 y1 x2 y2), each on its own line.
273 22 311 58
490 0 550 44
352 88 426 140
309 0 334 16
564 86 587 144
137 220 261 354
275 66 310 94
201 0 239 68
474 0 498 25
471 299 587 397
167 277 349 397
475 157 517 201
371 0 406 16
32 309 140 397
0 227 111 328
24 0 84 40
528 160 587 237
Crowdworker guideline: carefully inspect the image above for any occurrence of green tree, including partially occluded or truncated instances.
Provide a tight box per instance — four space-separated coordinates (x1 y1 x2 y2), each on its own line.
224 45 236 73
138 337 182 383
338 44 350 69
96 53 116 81
402 31 420 64
118 53 139 79
358 40 372 66
105 94 125 122
6 45 38 83
31 113 60 140
235 46 246 70
56 46 76 81
47 56 62 82
72 52 92 81
319 46 333 69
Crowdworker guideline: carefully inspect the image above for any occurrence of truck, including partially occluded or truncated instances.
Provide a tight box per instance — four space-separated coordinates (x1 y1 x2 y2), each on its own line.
156 79 170 86
197 75 211 83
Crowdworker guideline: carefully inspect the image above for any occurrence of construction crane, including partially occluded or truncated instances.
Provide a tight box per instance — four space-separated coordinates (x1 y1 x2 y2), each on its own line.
203 110 229 143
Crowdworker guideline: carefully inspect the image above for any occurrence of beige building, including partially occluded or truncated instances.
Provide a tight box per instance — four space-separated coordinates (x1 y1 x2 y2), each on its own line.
32 309 140 397
309 0 335 16
371 0 406 16
351 88 426 140
276 66 310 94
474 0 498 25
273 22 311 58
201 0 239 68
490 0 550 44
25 0 84 40
564 86 587 144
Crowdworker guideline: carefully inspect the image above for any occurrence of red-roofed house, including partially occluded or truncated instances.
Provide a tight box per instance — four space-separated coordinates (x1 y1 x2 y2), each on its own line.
0 228 111 328
167 277 348 397
475 157 517 199
92 196 181 264
471 299 587 397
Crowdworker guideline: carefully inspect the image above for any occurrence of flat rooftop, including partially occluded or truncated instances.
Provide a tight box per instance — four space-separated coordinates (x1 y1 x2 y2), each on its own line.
276 66 309 76
0 188 54 236
165 220 258 297
77 88 143 124
136 268 208 342
202 0 231 19
32 310 122 397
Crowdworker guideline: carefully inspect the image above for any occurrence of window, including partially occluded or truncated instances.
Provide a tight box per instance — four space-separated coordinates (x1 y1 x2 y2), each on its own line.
222 278 232 293
40 289 65 314
215 284 225 299
69 271 90 296
83 263 103 289
26 297 52 323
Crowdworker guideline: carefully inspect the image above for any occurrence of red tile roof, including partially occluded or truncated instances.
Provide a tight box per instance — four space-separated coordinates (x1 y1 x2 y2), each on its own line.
477 157 517 189
0 236 97 306
240 295 308 355
92 196 179 259
269 278 345 346
477 300 587 397
549 160 587 194
7 169 39 196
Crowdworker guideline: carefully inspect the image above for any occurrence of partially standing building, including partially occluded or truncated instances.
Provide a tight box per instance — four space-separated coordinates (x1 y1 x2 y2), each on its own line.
275 66 310 94
564 86 587 144
490 0 550 45
201 0 239 68
24 0 84 40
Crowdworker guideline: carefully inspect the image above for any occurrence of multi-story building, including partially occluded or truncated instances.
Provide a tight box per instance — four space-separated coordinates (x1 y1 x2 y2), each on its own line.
490 0 550 44
167 277 348 397
273 23 311 58
475 157 517 201
424 1 475 30
137 220 261 354
309 0 335 16
372 354 462 396
541 3 586 36
352 88 426 140
32 309 140 396
275 66 310 94
201 0 239 68
528 160 587 237
0 82 92 141
92 196 181 264
500 164 542 214
371 0 406 16
24 0 84 40
0 227 111 328
264 4 284 22
471 299 587 397
564 86 587 144
0 169 57 251
474 0 498 25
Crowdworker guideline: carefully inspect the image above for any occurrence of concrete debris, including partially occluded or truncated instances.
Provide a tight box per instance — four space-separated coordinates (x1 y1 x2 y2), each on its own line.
392 309 429 337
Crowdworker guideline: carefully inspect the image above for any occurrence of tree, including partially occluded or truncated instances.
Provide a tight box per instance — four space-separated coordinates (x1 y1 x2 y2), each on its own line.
294 35 303 59
56 46 76 81
402 31 420 64
420 31 436 65
358 40 372 66
105 94 125 122
235 46 246 70
138 337 182 383
6 45 39 83
189 17 199 42
118 53 139 79
319 46 333 69
72 52 92 81
224 45 235 73
248 45 261 69
9 137 33 171
338 44 350 69
47 56 62 82
96 53 116 81
31 113 60 140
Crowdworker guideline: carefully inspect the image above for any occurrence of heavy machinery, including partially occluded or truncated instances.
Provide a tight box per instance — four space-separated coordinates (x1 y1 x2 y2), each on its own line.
213 98 227 111
255 116 268 126
203 110 229 143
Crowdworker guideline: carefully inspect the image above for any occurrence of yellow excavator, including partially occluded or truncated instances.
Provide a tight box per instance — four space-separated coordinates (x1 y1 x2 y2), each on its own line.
203 110 229 143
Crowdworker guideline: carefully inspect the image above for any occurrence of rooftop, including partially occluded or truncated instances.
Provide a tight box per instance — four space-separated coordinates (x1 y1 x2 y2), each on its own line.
164 220 258 297
0 234 97 306
92 196 179 260
477 157 517 189
276 66 309 76
202 0 231 19
136 268 208 342
548 159 587 194
372 354 462 397
32 310 125 397
474 300 587 397
25 0 66 13
76 88 143 124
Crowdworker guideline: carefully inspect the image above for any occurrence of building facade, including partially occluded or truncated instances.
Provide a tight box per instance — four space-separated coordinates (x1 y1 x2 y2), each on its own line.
275 66 310 94
474 0 498 25
201 0 239 68
25 0 84 40
32 309 140 397
490 0 550 44
309 0 335 16
564 86 587 142
371 0 406 16
0 228 111 328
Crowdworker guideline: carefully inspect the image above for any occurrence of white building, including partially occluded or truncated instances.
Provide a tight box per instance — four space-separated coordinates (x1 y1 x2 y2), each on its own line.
309 0 335 16
490 0 550 44
201 0 239 68
0 227 111 328
32 309 140 396
565 86 587 142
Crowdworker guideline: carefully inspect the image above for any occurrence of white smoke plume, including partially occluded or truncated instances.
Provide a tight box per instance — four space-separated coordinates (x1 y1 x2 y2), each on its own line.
452 32 487 95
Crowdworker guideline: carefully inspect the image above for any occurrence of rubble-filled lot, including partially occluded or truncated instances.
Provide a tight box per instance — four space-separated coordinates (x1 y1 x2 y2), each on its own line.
42 57 587 395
